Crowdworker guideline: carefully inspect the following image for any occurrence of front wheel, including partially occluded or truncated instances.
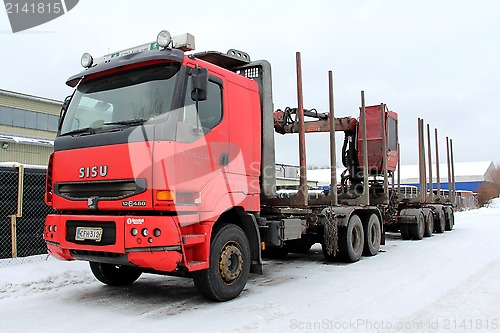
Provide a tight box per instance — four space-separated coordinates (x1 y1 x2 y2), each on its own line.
89 262 142 286
193 224 250 302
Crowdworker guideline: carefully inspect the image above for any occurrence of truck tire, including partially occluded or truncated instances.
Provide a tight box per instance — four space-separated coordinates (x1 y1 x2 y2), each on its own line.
445 206 454 231
89 262 142 286
338 215 364 263
400 225 411 240
362 214 381 256
192 224 250 302
409 211 425 240
434 208 446 233
424 210 434 237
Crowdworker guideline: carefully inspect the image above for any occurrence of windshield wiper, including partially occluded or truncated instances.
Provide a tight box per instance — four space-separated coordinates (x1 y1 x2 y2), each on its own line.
60 127 96 136
103 119 147 126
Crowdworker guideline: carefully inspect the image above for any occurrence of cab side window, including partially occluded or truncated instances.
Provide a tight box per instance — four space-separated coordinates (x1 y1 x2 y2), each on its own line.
184 79 222 129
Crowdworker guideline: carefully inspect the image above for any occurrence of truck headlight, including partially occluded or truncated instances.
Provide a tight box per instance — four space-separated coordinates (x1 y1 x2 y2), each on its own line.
157 30 172 48
81 53 93 68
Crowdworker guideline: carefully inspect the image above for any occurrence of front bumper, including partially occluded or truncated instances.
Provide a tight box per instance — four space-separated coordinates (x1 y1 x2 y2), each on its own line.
44 214 184 273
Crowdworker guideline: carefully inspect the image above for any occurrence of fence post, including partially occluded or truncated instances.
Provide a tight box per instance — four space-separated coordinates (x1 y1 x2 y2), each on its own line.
10 165 24 258
10 215 17 258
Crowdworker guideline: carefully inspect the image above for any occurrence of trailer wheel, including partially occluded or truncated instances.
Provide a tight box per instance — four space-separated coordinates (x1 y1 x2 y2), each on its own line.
89 262 142 286
409 211 425 240
400 225 411 240
445 207 454 231
424 211 434 237
192 224 250 302
362 214 381 256
338 215 364 263
434 208 446 233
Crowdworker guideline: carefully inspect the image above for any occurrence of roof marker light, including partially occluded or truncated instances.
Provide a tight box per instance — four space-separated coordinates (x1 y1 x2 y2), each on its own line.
81 53 93 68
157 30 172 48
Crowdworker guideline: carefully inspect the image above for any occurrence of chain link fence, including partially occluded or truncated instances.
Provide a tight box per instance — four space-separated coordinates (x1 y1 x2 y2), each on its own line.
0 164 54 265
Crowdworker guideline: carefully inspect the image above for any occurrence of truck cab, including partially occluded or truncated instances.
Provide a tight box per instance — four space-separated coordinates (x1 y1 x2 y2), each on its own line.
44 31 265 301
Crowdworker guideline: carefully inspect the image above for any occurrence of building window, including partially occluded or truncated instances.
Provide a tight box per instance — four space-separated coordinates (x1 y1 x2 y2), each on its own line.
0 106 59 132
12 108 24 127
0 106 13 125
37 113 49 131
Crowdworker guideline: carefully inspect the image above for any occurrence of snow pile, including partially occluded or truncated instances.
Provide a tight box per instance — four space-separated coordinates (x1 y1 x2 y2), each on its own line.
486 196 500 208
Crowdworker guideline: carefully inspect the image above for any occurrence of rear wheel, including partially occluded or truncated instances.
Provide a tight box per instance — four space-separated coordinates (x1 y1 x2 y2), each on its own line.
424 211 434 237
409 211 425 240
193 224 250 301
434 208 446 233
400 224 411 240
362 214 381 256
445 206 455 231
337 215 364 263
89 262 142 286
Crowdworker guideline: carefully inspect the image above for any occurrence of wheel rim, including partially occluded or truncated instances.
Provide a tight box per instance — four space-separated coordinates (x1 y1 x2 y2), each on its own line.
219 241 243 285
370 222 379 245
419 215 425 235
352 225 362 251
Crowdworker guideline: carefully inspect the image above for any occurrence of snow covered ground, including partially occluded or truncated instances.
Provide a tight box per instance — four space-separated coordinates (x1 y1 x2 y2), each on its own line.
2 202 500 333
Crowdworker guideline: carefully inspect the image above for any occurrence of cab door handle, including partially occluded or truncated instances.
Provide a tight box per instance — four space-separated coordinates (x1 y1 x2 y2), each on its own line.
219 153 229 166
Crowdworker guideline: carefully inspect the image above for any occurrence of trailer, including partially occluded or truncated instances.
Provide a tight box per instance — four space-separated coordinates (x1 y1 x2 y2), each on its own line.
43 30 455 301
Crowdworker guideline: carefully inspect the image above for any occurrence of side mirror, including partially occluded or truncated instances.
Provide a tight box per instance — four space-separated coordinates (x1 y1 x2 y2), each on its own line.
59 95 72 130
191 67 208 101
62 95 71 111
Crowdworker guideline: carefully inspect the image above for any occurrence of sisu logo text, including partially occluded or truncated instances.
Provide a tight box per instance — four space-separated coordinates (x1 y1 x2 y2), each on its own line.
79 165 108 178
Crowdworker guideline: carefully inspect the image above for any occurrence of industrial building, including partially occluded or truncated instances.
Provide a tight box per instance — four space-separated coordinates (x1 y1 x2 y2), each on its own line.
0 89 61 165
307 161 496 193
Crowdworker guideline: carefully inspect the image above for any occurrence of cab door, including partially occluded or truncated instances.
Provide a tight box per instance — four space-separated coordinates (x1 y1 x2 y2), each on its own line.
172 71 230 211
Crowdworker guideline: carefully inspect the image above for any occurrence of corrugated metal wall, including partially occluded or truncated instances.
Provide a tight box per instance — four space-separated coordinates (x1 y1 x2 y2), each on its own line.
0 142 53 165
0 124 56 139
0 94 60 115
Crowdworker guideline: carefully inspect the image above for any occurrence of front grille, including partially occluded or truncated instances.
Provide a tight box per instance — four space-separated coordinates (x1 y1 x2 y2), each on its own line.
66 220 116 246
55 178 146 200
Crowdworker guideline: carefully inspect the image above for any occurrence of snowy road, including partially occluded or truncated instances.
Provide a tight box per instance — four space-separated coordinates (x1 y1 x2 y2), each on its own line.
2 205 500 333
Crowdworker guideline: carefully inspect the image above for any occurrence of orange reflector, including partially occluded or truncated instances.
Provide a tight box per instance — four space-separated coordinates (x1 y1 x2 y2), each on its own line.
261 242 266 251
156 190 175 201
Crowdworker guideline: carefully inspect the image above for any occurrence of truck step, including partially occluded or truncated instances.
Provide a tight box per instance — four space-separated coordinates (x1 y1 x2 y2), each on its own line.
187 261 208 267
182 234 206 247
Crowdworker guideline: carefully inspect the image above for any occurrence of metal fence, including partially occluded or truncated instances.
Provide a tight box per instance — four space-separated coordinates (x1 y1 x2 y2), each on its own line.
0 165 54 261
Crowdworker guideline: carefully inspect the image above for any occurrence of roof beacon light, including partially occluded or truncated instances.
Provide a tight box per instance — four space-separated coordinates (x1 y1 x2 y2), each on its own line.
81 53 93 68
157 30 172 48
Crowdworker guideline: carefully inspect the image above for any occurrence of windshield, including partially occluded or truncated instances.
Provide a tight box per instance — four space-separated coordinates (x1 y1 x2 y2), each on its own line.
60 63 181 135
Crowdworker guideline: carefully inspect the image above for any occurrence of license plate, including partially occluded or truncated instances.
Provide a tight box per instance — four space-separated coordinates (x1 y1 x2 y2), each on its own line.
75 227 103 241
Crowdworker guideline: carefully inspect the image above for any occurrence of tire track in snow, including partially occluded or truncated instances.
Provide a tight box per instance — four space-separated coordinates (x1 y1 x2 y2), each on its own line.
0 270 95 299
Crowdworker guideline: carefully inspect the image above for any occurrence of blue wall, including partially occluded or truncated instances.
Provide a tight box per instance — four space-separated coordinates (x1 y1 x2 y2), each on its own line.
405 181 482 192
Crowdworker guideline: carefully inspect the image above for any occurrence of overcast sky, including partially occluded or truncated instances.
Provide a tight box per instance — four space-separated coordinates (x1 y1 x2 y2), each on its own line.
1 0 499 167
